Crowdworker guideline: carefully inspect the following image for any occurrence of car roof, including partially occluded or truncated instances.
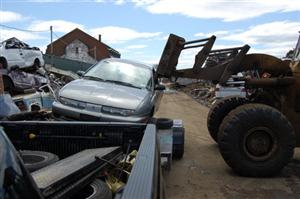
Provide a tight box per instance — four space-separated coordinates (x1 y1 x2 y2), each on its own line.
103 58 154 70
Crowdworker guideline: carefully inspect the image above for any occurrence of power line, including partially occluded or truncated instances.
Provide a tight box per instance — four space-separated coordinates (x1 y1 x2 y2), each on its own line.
0 24 49 33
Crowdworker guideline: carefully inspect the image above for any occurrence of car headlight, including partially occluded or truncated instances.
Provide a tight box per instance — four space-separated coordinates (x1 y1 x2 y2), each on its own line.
102 106 135 116
59 97 86 109
86 103 102 112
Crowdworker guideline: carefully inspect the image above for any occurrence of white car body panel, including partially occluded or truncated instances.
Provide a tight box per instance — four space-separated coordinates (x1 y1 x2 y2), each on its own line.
0 39 44 69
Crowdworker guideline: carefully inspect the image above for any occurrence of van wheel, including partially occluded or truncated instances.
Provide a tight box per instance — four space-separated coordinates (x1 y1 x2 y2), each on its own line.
20 150 59 172
207 96 247 143
218 104 295 177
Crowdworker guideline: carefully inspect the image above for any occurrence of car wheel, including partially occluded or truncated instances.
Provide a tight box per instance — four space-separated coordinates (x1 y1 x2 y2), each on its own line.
0 57 7 69
207 96 248 143
218 104 295 177
20 150 59 172
33 59 40 69
74 179 112 199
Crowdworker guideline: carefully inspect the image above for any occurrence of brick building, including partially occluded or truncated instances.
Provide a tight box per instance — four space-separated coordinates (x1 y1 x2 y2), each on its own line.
46 28 120 64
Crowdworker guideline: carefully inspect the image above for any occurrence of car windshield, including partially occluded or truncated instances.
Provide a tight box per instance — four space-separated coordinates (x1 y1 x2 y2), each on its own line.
84 60 152 89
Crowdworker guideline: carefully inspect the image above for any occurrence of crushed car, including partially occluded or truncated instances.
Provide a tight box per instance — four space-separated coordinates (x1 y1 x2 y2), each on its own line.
53 58 165 122
0 37 44 70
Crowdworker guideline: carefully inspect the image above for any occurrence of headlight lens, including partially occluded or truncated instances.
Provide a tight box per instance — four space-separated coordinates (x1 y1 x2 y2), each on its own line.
102 106 135 116
85 103 102 112
59 97 86 109
59 97 135 116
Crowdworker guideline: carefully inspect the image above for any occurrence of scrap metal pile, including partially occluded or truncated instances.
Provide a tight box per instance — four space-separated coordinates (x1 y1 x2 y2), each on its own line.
170 81 215 107
0 64 77 118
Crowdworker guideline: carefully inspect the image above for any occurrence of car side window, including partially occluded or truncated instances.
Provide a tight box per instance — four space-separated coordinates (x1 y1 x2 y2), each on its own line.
146 75 153 91
5 42 21 49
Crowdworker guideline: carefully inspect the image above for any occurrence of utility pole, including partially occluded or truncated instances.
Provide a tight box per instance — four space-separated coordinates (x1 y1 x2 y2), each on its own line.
50 26 53 66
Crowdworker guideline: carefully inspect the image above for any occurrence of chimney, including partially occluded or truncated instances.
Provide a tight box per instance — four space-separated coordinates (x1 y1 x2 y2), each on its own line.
98 34 101 42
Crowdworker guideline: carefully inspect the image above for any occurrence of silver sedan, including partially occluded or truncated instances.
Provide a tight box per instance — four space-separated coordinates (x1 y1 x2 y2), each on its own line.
52 58 164 122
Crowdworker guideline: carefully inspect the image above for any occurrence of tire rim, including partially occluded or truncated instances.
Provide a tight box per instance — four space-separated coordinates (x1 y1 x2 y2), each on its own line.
85 184 96 199
242 127 277 161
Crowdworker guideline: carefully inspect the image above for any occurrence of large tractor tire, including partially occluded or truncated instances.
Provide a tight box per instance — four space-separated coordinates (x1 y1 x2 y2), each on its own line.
207 96 248 143
218 104 295 177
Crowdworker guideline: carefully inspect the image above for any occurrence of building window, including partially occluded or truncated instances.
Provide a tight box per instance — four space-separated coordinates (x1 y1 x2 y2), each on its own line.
75 47 79 54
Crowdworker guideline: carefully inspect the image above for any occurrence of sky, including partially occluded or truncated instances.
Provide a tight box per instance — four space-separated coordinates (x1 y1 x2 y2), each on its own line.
0 0 300 68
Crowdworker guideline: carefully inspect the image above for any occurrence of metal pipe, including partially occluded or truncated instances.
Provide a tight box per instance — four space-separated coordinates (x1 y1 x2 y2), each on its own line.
210 47 242 53
208 51 235 56
245 77 295 88
184 37 210 45
183 43 206 50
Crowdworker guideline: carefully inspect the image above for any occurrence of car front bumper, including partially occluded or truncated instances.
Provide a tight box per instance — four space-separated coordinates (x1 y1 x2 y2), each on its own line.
52 101 149 123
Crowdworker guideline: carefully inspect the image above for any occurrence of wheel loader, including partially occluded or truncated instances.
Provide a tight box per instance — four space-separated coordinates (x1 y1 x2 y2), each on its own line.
157 32 300 177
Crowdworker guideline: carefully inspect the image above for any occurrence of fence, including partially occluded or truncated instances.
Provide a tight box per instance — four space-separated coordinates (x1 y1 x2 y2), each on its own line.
43 54 93 73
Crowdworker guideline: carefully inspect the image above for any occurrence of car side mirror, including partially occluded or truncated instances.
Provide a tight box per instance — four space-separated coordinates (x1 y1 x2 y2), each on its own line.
155 84 165 91
76 70 85 77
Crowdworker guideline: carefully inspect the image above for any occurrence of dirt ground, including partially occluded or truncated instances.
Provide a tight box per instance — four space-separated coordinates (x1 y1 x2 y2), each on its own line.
155 91 300 199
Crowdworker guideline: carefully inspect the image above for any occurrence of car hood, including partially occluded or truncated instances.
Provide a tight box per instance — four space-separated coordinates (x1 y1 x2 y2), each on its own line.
59 79 150 110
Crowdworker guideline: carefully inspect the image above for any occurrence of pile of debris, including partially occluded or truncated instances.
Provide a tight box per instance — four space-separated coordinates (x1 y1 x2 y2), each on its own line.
172 81 216 107
0 63 77 118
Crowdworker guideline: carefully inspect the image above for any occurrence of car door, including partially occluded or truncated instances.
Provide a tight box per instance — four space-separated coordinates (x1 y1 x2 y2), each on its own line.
21 42 35 67
4 41 25 68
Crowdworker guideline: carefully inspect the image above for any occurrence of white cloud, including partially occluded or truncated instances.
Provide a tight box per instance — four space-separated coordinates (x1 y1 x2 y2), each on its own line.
38 44 48 54
89 26 162 44
131 0 157 6
222 21 300 57
131 0 300 21
26 0 68 2
195 31 231 38
29 20 84 33
126 44 147 49
0 29 46 42
115 0 125 5
223 21 299 45
0 11 23 23
194 30 242 40
194 32 208 37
